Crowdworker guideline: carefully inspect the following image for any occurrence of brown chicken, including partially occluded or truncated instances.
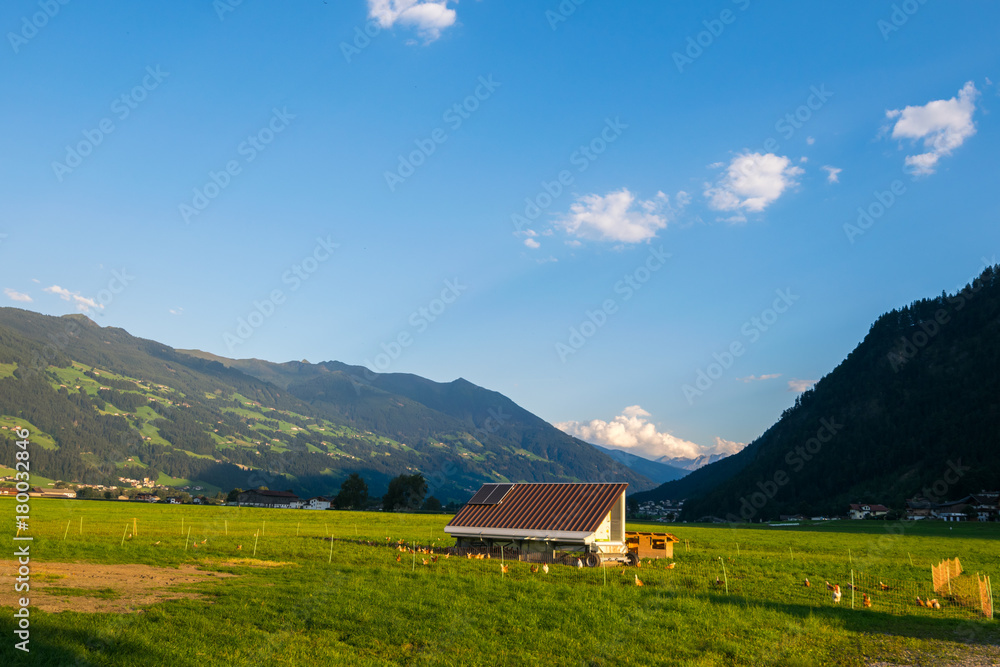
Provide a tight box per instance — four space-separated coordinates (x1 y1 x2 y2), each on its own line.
634 574 644 587
863 593 872 608
804 578 811 587
501 564 509 574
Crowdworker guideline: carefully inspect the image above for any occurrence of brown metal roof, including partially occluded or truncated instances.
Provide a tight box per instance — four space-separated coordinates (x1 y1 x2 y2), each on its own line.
446 483 627 533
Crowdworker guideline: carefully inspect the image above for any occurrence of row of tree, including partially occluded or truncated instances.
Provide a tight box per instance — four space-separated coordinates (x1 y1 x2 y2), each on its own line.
224 473 447 512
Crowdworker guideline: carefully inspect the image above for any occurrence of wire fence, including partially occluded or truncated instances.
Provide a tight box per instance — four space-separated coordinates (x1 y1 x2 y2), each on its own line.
341 537 997 621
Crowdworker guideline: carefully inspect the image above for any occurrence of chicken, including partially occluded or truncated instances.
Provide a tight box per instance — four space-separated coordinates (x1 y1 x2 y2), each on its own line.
530 565 539 574
929 599 941 610
831 585 842 603
804 578 811 587
542 563 549 574
825 581 835 591
395 555 401 562
863 593 872 608
715 577 723 587
634 574 644 587
466 553 472 559
575 558 583 569
916 596 926 607
501 564 509 574
432 556 439 563
667 563 676 570
237 545 242 550
879 581 890 591
153 541 160 546
421 559 429 566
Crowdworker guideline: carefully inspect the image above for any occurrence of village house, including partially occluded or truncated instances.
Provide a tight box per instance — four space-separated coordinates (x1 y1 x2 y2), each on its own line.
303 496 333 510
848 503 889 520
237 488 302 509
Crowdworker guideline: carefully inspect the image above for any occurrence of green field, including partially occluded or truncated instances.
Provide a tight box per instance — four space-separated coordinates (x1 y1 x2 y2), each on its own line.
1 500 998 666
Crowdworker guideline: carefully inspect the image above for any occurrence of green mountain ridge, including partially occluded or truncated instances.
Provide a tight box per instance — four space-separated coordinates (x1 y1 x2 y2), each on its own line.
0 309 653 501
633 265 1000 520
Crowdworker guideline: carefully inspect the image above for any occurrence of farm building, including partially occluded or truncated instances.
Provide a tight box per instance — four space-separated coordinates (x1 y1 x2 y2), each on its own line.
445 482 631 566
237 489 302 509
848 503 889 520
304 496 333 510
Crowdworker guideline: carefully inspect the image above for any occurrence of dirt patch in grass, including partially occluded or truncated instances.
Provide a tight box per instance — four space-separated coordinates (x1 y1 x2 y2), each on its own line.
0 560 236 613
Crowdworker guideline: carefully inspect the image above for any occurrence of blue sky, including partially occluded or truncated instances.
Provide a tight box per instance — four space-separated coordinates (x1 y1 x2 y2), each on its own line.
2 0 998 463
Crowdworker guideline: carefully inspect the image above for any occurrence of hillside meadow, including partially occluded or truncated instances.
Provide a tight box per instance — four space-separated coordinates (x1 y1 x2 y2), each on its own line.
1 499 998 666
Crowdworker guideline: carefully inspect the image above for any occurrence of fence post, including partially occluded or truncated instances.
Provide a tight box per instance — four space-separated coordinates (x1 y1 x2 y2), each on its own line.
851 570 855 609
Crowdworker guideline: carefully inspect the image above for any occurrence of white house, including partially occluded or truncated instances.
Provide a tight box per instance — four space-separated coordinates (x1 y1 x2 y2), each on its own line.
304 496 333 510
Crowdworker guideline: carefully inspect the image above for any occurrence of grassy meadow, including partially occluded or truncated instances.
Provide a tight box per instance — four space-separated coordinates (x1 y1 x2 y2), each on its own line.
1 499 998 666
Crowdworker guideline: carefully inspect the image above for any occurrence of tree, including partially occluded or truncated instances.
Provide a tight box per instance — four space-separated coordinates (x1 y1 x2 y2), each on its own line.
104 491 114 500
335 473 368 510
226 488 243 503
383 474 427 511
422 496 442 512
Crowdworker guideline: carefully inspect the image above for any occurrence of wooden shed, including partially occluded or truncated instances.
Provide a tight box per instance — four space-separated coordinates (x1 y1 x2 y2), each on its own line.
625 531 680 559
445 482 629 566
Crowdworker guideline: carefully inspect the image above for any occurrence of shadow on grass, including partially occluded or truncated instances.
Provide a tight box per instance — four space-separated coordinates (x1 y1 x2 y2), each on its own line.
683 590 1000 646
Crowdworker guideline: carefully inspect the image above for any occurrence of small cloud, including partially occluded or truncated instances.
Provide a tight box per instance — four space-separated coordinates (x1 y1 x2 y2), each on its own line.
885 81 979 176
704 152 804 217
556 188 676 244
523 238 540 249
787 379 817 393
737 373 782 383
799 156 808 163
169 307 184 316
43 285 101 313
4 288 32 303
367 0 457 43
822 165 842 183
806 136 816 145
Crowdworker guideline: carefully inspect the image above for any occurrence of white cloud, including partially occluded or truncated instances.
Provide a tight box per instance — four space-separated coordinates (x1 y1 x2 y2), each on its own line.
885 81 979 176
737 373 781 383
43 285 101 313
4 288 31 303
704 152 803 217
822 165 842 183
169 307 184 316
367 0 457 42
557 189 674 244
523 238 540 249
806 136 816 145
556 405 742 461
787 379 817 393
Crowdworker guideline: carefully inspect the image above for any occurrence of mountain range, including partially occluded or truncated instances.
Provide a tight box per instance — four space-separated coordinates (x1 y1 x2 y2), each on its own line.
0 308 655 502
